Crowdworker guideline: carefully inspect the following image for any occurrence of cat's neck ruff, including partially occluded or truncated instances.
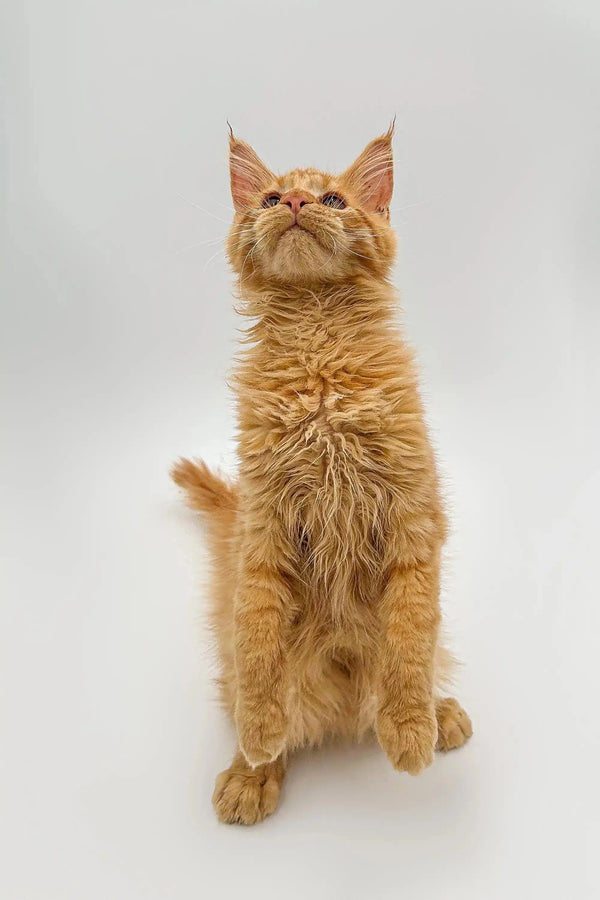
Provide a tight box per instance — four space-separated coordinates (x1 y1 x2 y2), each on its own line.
238 276 400 338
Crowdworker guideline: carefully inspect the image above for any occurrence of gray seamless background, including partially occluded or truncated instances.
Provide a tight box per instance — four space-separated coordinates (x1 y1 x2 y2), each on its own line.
1 2 599 898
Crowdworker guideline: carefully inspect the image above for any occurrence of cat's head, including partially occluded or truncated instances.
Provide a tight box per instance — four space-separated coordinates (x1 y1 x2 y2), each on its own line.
226 127 396 286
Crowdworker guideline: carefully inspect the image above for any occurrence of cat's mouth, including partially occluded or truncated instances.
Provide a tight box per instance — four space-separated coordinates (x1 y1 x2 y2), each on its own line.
260 212 337 270
280 218 330 249
279 222 313 243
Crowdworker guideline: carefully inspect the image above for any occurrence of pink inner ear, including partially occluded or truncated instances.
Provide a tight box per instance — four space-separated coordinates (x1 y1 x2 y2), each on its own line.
229 140 272 212
230 168 254 212
344 136 394 215
364 161 393 214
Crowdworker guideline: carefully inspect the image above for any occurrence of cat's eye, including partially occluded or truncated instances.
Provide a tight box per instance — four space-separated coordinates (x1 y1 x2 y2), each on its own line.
321 193 346 210
263 194 281 208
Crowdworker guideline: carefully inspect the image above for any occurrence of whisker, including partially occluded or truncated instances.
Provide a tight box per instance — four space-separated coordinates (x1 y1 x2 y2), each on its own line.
202 246 227 272
343 246 376 261
240 233 267 281
175 193 233 225
173 224 258 255
324 232 338 267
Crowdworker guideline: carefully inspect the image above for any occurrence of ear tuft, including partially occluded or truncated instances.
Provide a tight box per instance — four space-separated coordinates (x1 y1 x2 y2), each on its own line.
343 127 394 216
229 135 273 213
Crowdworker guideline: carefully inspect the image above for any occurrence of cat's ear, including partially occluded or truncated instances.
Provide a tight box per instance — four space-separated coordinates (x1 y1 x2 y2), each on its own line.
342 126 394 216
229 131 274 212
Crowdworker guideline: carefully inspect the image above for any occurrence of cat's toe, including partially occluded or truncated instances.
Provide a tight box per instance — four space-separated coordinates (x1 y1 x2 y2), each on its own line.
212 765 283 825
435 697 473 751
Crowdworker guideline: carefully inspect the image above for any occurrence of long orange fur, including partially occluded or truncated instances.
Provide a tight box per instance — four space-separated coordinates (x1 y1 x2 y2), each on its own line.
172 127 472 825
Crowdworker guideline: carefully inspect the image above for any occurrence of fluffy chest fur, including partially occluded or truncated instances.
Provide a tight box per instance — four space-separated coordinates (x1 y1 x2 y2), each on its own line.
235 287 445 617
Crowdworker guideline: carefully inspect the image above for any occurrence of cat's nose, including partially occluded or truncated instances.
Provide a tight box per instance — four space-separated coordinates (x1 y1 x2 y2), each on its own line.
281 192 313 218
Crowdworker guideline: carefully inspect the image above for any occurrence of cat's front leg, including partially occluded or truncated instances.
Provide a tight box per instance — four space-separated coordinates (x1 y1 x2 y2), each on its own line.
234 525 292 768
375 554 441 775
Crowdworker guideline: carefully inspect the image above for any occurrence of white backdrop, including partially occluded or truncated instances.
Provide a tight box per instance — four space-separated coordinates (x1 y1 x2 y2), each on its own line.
1 1 599 898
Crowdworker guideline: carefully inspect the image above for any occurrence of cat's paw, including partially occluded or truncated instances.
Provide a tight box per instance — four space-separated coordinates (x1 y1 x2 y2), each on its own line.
236 707 287 768
435 697 473 751
213 764 283 825
377 704 438 775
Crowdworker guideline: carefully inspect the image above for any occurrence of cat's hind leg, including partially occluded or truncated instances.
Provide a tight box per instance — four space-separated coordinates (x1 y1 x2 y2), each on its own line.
212 749 286 825
435 697 473 751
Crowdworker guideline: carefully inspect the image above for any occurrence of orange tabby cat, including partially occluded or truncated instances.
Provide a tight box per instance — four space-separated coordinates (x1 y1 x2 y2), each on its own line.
172 126 472 825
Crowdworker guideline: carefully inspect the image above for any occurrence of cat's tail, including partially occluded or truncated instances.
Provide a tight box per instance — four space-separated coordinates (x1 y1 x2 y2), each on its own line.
171 458 238 517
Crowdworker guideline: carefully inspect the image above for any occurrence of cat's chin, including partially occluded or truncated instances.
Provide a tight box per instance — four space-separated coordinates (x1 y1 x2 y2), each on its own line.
266 235 335 283
277 224 334 259
247 221 356 284
279 224 315 243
